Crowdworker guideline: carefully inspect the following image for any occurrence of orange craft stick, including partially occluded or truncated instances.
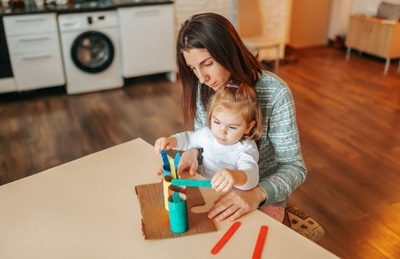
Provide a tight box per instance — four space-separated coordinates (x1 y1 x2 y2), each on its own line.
252 225 269 259
210 221 241 255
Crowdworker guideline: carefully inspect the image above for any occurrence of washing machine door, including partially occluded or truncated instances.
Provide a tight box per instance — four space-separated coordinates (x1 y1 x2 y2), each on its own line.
71 31 114 73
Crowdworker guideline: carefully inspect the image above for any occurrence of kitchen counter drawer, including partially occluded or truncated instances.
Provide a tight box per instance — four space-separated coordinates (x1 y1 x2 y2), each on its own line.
11 50 65 91
0 78 16 94
7 33 61 55
3 13 58 37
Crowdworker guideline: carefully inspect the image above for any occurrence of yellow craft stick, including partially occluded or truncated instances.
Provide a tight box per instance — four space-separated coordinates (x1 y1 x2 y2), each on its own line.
170 158 177 179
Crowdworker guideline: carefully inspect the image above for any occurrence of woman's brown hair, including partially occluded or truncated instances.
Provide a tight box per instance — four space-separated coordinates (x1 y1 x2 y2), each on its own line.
176 12 265 129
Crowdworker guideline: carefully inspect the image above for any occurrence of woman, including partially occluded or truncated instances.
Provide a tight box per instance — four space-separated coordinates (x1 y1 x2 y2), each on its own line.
176 12 307 223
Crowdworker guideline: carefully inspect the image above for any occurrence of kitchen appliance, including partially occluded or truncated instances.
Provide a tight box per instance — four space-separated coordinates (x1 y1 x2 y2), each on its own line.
58 11 123 95
117 4 175 80
0 17 16 93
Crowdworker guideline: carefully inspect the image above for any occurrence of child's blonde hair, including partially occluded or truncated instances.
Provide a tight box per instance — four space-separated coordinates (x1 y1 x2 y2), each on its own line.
206 83 263 140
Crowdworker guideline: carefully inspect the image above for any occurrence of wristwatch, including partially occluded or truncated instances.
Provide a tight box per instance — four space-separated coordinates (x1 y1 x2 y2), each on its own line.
197 148 204 165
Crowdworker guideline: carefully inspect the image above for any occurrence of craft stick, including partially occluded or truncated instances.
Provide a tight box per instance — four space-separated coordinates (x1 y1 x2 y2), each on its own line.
174 153 181 179
172 192 180 203
211 221 241 255
161 150 170 171
171 179 212 188
162 165 171 176
170 158 177 179
252 225 269 259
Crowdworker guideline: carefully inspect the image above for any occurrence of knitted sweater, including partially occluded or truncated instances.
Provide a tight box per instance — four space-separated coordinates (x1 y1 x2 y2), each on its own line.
195 71 307 206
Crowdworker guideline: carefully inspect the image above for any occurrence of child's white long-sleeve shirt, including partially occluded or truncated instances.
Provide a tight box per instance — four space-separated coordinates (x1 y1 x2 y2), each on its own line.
172 127 259 190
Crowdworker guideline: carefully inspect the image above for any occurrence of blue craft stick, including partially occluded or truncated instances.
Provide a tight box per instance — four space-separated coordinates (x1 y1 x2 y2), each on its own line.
161 150 170 171
162 165 171 176
174 153 181 179
171 179 212 188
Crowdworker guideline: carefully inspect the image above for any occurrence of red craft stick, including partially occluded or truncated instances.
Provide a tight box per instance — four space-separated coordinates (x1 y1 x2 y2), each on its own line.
252 225 269 259
210 221 241 255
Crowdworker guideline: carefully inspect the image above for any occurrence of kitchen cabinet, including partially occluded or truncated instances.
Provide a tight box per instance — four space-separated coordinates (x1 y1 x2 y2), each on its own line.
345 15 400 75
3 13 65 91
0 78 16 94
117 5 175 80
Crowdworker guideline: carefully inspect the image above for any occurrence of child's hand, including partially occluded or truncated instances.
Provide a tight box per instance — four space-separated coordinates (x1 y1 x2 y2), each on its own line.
154 137 177 154
177 148 199 176
211 169 236 192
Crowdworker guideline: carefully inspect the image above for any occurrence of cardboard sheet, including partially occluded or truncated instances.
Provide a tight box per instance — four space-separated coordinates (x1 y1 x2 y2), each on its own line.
135 182 217 240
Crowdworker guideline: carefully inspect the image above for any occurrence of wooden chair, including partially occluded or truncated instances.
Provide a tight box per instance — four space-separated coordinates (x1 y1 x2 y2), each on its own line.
236 0 282 71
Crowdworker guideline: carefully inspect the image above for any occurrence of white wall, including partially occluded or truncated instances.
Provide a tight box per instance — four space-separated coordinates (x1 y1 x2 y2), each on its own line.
173 0 291 59
327 0 352 39
174 0 400 52
328 0 400 39
173 0 237 32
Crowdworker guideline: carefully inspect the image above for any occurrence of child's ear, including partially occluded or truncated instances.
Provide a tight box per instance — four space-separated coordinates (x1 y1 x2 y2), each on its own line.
244 120 256 134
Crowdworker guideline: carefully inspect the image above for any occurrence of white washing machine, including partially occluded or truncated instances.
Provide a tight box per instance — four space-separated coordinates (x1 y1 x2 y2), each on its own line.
58 11 123 95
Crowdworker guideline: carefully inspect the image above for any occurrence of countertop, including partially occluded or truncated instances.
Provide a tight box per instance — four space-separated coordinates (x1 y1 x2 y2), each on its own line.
0 0 173 15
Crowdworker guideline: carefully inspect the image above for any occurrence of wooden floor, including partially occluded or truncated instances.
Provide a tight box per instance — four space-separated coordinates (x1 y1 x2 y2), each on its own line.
1 46 399 258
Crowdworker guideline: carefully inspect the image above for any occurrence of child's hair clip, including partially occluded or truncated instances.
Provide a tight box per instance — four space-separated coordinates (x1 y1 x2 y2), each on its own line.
225 83 239 88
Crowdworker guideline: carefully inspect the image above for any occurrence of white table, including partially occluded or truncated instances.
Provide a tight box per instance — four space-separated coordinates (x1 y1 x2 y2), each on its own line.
0 138 338 258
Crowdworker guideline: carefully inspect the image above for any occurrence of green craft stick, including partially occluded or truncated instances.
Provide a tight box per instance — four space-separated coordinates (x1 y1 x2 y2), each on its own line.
172 192 180 203
171 179 212 188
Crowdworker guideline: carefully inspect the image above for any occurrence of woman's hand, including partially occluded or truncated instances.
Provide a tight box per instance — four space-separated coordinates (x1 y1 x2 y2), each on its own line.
154 137 177 154
177 148 199 176
207 186 267 222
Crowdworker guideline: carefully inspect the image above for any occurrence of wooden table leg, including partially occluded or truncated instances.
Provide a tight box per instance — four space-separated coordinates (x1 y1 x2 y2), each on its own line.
346 47 351 61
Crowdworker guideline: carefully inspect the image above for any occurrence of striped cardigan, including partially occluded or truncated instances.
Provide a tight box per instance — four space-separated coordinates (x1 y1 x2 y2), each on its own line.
195 71 307 206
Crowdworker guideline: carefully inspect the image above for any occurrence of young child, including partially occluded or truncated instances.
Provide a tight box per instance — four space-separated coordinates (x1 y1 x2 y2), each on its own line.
154 82 263 192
